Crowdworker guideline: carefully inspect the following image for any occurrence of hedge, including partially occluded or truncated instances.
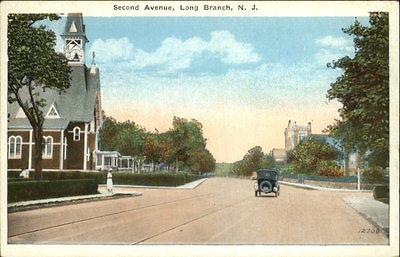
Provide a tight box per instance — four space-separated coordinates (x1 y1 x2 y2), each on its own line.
373 185 389 204
8 179 98 203
7 171 202 187
281 173 358 183
8 170 21 179
112 173 200 186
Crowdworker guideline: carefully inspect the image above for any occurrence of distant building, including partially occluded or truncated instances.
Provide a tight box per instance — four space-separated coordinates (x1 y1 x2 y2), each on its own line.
271 148 287 163
284 120 312 151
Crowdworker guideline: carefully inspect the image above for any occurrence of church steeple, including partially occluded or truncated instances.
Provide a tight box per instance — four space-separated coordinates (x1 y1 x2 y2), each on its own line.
61 13 89 65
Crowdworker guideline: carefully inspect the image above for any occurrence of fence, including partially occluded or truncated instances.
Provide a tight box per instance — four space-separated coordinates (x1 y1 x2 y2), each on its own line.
281 173 357 183
280 172 388 190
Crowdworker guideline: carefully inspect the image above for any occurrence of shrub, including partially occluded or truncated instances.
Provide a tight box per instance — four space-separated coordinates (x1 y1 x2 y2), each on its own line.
316 160 342 177
40 171 107 184
8 170 21 178
373 185 389 204
7 178 32 182
112 172 201 186
8 179 98 203
7 171 202 187
362 166 388 184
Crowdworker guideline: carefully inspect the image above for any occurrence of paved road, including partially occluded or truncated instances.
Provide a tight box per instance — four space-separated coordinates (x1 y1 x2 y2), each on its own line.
8 177 388 244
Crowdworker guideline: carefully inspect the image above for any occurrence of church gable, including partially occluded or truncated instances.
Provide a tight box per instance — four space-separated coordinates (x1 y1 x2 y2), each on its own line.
45 103 61 119
15 107 26 118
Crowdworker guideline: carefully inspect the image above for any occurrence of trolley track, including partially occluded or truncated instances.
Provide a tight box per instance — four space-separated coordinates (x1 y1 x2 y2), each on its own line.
9 192 214 239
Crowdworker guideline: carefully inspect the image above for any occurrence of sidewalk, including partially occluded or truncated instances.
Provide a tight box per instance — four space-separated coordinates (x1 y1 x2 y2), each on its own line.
280 181 371 192
8 191 142 211
343 195 389 236
8 178 207 211
98 178 208 191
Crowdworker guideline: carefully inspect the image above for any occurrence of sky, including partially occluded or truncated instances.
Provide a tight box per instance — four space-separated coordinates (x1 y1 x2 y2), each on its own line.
49 16 369 163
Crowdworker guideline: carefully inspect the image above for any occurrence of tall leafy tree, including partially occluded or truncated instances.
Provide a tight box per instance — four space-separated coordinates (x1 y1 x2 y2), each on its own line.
187 149 216 174
292 139 339 175
8 14 71 178
326 12 389 168
99 117 146 156
169 117 207 171
234 146 266 176
143 132 162 171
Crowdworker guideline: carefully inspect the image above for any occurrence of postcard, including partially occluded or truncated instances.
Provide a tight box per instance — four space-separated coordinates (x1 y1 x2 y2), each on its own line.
1 1 399 257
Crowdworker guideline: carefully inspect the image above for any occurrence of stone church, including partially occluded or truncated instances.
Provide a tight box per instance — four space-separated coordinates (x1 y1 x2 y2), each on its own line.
7 13 103 171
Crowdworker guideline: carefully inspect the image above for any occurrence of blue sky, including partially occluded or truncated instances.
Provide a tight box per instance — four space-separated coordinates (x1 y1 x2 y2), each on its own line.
49 16 369 162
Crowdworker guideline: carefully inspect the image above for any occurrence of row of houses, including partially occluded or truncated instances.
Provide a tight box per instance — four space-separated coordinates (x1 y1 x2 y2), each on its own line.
271 120 359 176
95 151 161 173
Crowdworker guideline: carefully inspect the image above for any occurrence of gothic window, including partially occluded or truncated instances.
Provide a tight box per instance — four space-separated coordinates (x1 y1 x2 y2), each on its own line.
8 136 22 159
63 137 68 160
73 127 81 141
43 136 53 158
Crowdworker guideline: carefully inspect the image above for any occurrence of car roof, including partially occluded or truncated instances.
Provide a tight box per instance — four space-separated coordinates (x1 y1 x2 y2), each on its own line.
256 169 280 174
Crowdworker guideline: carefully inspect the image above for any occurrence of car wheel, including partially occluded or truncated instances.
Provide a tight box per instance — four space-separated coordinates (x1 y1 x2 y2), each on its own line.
259 180 272 193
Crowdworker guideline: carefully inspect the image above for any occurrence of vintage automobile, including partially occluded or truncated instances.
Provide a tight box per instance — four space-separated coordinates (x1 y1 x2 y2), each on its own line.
254 169 280 197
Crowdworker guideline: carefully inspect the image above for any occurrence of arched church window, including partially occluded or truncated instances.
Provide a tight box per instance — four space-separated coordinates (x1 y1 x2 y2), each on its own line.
73 127 81 141
8 136 22 159
43 136 53 158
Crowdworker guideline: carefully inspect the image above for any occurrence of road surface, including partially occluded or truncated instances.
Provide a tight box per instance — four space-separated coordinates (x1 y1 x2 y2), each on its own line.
8 177 388 244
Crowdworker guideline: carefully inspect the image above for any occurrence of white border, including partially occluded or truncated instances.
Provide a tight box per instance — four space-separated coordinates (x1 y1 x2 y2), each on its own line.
0 1 398 257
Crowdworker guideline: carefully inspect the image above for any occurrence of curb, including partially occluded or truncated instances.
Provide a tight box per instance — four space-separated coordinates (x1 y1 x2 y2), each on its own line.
280 181 372 192
7 192 142 212
99 178 208 190
343 197 389 237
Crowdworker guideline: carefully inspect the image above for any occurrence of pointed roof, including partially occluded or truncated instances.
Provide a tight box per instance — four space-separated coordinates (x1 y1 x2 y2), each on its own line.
61 13 88 42
8 65 100 129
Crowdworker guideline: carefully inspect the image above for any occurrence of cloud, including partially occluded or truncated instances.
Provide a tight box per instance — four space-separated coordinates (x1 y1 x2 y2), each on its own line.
132 36 205 72
314 35 354 65
315 48 349 65
315 35 353 52
89 30 261 73
207 31 261 64
89 37 135 63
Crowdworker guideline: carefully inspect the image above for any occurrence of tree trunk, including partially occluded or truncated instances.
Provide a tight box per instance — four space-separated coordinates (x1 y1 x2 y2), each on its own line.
344 153 350 176
33 127 44 180
175 158 179 173
356 150 365 170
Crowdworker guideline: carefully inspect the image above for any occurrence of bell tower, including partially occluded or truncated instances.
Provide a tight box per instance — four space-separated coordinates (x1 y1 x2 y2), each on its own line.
61 13 89 65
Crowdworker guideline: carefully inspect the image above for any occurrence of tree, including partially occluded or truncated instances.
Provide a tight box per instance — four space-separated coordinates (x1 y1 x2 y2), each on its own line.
99 117 146 156
158 131 176 170
261 154 275 169
187 149 216 174
292 139 339 175
8 14 71 178
143 132 162 172
326 12 389 168
98 116 119 151
234 146 265 176
169 117 207 172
